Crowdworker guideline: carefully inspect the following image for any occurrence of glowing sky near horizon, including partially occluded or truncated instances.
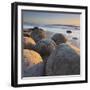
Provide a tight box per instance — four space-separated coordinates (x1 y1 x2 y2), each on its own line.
22 10 80 26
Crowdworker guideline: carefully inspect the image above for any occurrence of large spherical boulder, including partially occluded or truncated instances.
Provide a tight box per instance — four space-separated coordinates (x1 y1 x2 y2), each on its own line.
51 33 67 45
22 49 44 77
34 39 57 57
46 43 80 76
23 36 36 50
30 28 46 42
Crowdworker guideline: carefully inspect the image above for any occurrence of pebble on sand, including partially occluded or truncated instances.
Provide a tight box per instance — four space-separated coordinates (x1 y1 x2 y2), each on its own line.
66 30 72 34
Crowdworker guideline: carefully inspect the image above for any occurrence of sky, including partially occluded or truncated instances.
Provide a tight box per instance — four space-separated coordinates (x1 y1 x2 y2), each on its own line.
22 10 80 26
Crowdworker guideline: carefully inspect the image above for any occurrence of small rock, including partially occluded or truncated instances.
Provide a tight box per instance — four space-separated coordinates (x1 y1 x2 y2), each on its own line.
66 30 72 34
72 37 78 40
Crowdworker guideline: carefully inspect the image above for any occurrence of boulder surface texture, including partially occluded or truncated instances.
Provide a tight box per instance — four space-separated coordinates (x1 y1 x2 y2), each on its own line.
52 33 67 45
23 36 36 50
22 49 44 77
34 39 56 57
30 28 46 43
46 43 80 76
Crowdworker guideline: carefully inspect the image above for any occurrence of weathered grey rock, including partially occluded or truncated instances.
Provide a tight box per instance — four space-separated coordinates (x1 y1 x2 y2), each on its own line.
30 28 46 42
23 29 32 37
34 39 56 58
22 49 44 77
51 33 67 45
23 36 36 50
46 43 80 76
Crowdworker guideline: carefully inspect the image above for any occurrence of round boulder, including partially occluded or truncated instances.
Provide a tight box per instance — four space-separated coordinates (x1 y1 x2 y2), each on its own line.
30 28 46 42
23 36 36 50
34 39 57 57
51 33 67 45
23 29 32 37
23 32 31 37
46 43 80 76
22 49 44 77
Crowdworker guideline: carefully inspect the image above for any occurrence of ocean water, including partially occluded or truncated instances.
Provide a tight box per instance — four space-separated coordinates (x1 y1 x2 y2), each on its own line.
23 25 80 48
